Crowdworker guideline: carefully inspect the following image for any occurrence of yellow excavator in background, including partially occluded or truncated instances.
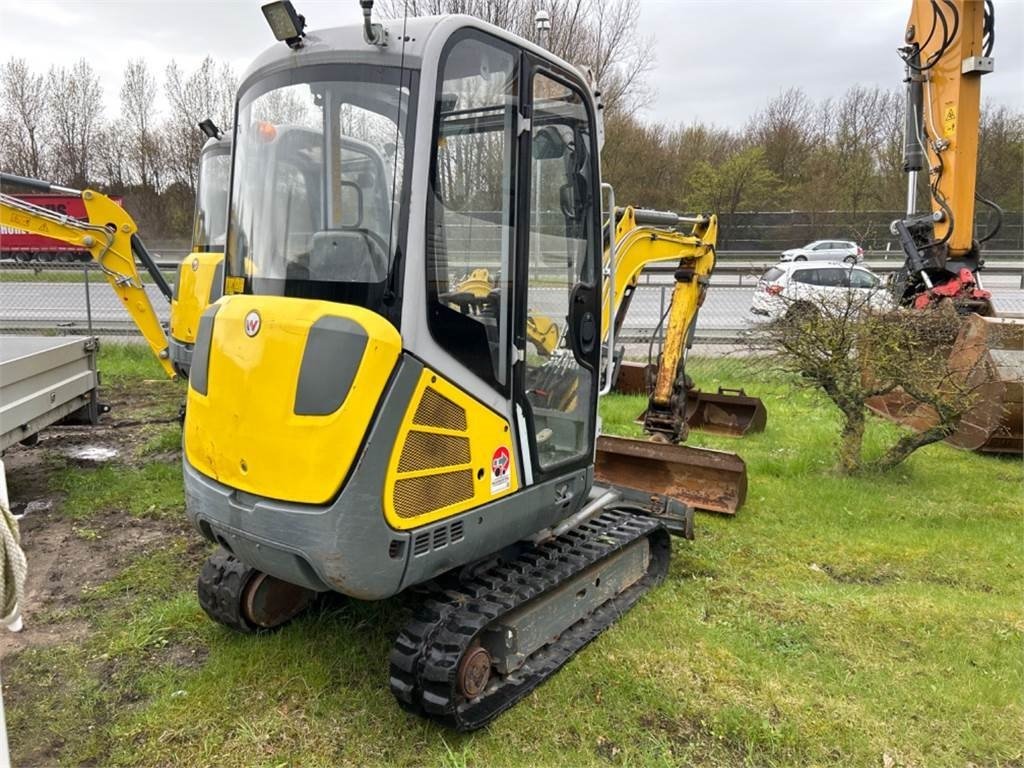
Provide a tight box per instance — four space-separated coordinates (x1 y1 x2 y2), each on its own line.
867 0 1022 453
0 121 233 381
449 205 758 514
604 207 766 442
169 123 232 377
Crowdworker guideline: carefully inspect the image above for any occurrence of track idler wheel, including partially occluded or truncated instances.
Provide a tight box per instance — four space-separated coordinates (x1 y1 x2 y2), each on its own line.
197 549 316 633
456 644 492 700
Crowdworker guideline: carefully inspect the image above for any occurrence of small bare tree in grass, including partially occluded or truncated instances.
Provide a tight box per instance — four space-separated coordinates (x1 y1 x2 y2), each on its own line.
752 289 986 474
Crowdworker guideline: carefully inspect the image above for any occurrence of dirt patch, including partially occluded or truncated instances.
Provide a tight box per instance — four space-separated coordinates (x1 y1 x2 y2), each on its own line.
818 562 901 586
0 509 190 659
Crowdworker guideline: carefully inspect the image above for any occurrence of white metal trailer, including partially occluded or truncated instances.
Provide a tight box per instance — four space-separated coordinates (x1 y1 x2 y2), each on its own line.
0 335 101 453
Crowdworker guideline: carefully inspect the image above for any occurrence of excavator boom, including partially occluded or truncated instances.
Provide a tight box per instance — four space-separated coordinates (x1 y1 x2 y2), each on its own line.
1 173 176 379
869 0 1023 455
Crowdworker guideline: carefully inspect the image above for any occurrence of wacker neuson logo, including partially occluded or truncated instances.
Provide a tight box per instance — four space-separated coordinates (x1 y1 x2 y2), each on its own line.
244 310 261 337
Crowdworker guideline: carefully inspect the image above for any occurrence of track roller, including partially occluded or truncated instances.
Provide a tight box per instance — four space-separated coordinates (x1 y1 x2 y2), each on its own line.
197 549 316 633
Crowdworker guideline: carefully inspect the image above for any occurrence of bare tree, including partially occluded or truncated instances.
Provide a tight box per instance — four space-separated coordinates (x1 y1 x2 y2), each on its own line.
46 59 104 187
753 291 991 474
163 57 236 193
0 58 49 178
94 119 129 189
377 0 653 115
121 59 163 189
746 88 813 192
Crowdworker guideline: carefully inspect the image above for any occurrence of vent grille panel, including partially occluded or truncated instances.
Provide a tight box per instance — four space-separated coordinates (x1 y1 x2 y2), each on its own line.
393 470 474 519
413 387 467 431
397 431 471 473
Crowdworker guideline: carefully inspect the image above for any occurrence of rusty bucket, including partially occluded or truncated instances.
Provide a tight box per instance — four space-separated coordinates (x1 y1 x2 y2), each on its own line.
685 387 768 437
594 435 748 515
866 315 1024 455
614 362 767 438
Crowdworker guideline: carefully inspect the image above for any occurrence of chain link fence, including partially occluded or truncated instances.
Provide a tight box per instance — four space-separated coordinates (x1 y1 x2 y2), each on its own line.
1 256 1020 356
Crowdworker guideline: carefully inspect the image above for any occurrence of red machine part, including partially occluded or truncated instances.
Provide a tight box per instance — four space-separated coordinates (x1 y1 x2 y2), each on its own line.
912 268 991 310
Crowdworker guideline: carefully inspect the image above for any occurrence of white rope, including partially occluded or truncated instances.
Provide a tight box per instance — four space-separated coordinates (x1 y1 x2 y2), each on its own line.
0 459 27 633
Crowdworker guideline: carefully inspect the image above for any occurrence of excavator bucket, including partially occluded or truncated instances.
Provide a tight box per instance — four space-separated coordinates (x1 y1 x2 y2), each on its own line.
594 435 747 515
866 315 1024 455
685 387 767 437
614 362 767 437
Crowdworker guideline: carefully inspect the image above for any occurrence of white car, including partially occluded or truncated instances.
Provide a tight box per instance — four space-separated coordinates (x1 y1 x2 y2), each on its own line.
780 239 863 263
750 261 894 320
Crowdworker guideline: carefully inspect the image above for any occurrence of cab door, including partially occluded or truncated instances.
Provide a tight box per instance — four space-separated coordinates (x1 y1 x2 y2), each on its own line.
515 65 602 480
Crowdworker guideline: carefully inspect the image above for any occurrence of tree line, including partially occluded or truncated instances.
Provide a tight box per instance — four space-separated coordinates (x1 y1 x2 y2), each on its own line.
0 56 235 238
1 0 1020 242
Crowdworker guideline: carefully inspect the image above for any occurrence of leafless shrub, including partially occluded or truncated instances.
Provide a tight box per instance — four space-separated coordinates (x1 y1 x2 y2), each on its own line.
751 291 990 474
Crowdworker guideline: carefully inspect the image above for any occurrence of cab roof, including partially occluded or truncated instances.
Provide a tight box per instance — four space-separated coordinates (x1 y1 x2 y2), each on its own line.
241 13 588 93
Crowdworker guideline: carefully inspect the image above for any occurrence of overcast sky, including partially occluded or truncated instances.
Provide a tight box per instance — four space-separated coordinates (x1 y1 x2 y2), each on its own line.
1 0 1021 128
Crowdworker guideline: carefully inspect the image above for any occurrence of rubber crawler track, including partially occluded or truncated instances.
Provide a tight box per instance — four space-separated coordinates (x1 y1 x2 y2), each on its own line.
388 509 671 730
196 549 260 634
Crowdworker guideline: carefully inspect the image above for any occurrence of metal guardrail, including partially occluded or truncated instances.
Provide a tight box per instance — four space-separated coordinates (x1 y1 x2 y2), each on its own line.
1 256 1021 344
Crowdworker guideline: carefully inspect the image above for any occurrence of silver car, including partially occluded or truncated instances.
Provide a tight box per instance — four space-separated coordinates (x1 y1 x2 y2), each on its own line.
780 239 863 263
750 261 893 320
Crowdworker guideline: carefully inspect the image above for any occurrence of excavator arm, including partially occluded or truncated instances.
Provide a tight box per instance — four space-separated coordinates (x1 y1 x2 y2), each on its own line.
895 0 996 308
601 207 719 440
1 174 176 379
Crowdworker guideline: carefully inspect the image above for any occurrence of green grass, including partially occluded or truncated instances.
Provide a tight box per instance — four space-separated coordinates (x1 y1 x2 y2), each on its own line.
97 342 170 382
5 352 1022 767
0 268 170 283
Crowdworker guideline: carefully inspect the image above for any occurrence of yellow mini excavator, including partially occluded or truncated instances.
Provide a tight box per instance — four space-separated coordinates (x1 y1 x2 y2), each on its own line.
182 0 749 730
602 206 766 442
0 174 178 379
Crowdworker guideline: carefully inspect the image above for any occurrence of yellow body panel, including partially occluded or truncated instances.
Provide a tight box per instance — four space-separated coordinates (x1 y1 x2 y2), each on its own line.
384 369 518 530
0 190 175 378
171 252 223 346
184 296 402 505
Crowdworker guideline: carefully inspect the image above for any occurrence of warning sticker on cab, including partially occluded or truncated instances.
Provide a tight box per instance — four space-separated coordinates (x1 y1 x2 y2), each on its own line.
490 446 511 494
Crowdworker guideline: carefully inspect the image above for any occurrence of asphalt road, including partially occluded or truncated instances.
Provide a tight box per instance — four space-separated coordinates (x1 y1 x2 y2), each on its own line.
2 278 1021 336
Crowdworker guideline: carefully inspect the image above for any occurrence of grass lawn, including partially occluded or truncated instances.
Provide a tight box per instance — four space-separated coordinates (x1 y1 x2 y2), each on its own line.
2 346 1021 767
0 268 171 284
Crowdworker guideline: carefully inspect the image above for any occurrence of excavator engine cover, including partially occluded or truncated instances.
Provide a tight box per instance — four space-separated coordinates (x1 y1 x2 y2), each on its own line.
594 435 747 515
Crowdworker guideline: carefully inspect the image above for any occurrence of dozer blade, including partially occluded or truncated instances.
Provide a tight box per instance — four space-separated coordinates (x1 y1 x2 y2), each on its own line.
866 315 1024 455
594 435 747 515
684 387 767 436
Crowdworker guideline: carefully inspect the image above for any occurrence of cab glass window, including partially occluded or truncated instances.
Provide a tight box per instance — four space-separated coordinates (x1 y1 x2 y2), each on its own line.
426 33 518 390
227 64 415 319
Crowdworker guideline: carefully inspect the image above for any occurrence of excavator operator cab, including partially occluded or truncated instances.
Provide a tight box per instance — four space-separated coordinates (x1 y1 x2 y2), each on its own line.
192 137 231 254
169 135 232 377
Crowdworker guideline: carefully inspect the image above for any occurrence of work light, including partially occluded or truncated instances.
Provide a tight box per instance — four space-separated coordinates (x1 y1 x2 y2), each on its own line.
261 1 306 49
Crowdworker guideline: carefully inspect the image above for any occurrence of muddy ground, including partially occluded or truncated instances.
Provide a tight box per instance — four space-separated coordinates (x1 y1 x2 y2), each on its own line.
1 380 193 660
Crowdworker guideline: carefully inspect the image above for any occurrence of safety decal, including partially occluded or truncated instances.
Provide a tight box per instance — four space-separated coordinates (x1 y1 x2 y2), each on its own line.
942 104 957 138
490 446 511 494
